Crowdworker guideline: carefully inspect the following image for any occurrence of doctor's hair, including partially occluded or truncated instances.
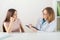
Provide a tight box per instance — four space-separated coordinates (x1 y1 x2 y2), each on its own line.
42 7 55 23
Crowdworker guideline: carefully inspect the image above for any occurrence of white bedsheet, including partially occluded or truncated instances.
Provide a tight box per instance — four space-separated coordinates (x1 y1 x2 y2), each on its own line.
0 32 60 40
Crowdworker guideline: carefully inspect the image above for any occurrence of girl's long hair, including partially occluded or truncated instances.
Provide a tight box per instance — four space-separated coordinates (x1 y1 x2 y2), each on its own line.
3 9 16 32
3 9 25 32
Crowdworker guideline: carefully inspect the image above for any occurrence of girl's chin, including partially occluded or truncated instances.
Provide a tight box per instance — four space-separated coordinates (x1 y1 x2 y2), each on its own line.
14 18 17 21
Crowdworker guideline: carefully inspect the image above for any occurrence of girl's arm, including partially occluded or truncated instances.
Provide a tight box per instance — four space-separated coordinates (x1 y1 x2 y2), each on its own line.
4 17 14 33
19 23 25 33
4 22 13 33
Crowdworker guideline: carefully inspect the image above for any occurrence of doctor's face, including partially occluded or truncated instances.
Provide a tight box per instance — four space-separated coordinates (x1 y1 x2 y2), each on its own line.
43 10 49 20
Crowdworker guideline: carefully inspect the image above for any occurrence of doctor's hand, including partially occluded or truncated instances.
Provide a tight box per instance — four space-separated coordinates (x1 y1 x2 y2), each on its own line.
28 24 33 28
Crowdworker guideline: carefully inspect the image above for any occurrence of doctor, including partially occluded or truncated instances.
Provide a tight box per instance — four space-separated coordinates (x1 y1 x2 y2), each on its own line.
27 7 56 32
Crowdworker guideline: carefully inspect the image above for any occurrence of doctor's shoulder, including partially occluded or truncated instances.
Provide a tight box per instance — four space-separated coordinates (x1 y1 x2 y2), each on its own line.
37 18 44 23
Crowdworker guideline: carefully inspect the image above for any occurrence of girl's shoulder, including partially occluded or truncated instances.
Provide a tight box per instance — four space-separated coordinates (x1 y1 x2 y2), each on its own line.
17 18 21 21
4 22 9 24
16 18 21 23
3 22 9 26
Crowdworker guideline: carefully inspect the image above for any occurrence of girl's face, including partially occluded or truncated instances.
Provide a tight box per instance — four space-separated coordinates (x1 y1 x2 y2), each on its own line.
13 11 17 20
43 10 49 20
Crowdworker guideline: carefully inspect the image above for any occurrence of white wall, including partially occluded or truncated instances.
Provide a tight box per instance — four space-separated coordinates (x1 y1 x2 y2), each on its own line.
0 0 56 32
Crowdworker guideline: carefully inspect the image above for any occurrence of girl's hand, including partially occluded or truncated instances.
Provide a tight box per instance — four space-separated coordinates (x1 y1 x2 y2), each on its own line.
10 17 15 22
